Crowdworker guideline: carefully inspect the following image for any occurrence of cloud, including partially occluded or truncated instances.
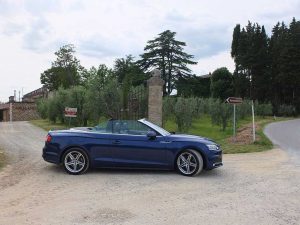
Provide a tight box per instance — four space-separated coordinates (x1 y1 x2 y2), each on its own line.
0 0 300 101
191 51 235 75
22 17 52 51
23 0 61 15
178 26 231 59
78 36 121 58
0 0 15 14
1 22 24 36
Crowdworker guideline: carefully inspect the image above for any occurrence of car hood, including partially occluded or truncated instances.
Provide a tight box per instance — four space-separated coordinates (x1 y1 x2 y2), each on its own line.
167 134 215 144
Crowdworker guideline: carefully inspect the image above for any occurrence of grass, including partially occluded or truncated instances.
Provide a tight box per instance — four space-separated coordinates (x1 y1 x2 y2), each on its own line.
30 119 68 131
164 115 290 154
0 148 5 170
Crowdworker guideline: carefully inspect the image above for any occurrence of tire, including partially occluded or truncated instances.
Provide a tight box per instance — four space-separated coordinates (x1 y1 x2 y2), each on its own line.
176 149 203 176
62 148 89 175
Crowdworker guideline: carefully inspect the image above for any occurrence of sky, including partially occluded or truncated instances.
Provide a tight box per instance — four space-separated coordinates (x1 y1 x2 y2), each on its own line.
0 0 299 102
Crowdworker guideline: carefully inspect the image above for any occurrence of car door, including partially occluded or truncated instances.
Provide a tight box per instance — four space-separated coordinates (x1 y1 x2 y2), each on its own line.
110 120 169 169
89 121 115 167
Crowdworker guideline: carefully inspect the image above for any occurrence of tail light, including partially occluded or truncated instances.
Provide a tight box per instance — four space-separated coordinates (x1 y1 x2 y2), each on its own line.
45 134 52 143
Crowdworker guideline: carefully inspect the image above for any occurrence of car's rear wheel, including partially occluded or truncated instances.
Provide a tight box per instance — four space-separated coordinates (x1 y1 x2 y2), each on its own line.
63 148 89 175
176 149 203 176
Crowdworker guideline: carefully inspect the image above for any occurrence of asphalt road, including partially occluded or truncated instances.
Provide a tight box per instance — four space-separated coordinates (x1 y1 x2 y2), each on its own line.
265 119 300 163
0 121 300 225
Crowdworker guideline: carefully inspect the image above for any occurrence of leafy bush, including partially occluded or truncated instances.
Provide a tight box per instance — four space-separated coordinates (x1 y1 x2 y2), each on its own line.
255 102 273 118
102 79 122 119
163 96 176 123
174 97 196 132
278 104 296 116
236 100 252 119
65 86 88 126
47 98 58 123
210 99 232 131
36 99 48 119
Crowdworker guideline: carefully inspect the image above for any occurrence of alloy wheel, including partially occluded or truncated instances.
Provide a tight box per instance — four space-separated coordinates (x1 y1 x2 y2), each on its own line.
64 151 86 173
177 152 198 175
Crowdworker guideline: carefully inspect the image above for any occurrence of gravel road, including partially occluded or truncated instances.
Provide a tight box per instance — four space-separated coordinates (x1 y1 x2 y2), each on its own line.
0 121 300 225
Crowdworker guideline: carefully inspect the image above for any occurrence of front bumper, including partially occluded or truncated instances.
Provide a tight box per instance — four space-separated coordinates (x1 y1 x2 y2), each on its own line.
206 150 223 170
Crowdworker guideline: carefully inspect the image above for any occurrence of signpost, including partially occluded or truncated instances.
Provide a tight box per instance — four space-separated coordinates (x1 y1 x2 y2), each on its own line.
225 97 243 141
64 107 77 127
251 100 256 143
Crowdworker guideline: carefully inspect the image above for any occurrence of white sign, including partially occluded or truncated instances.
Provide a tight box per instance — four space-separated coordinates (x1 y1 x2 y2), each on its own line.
64 107 77 117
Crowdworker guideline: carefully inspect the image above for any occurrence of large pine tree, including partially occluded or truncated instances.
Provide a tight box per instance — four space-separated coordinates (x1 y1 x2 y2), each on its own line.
231 22 270 101
137 30 197 95
232 18 300 114
270 18 300 112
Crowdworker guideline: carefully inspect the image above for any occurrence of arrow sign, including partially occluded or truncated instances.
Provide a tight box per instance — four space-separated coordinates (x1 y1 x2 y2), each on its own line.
225 97 243 104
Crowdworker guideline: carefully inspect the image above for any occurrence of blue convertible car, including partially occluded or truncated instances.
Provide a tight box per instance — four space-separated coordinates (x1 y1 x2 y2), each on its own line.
43 119 222 176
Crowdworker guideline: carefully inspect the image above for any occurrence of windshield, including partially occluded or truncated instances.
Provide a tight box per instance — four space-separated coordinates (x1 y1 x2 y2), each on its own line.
139 119 170 136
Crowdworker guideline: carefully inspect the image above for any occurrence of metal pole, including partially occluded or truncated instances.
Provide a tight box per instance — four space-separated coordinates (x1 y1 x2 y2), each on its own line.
233 104 236 141
252 100 256 142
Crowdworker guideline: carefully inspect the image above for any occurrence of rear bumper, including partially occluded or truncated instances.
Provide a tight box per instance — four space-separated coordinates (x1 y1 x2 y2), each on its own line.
43 146 60 164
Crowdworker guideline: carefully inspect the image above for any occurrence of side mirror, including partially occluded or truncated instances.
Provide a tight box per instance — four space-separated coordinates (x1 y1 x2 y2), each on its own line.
147 130 157 140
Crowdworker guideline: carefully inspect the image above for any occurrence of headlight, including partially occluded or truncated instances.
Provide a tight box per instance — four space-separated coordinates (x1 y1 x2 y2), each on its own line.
206 144 219 151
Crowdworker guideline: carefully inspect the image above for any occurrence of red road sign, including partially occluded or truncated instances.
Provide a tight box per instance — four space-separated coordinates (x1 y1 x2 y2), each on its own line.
64 107 77 117
225 97 243 104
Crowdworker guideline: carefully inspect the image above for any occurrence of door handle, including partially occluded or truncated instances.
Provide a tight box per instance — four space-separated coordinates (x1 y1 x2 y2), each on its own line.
112 140 121 145
160 141 172 144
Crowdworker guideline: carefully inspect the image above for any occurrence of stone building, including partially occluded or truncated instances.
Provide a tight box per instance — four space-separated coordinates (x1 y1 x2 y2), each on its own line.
22 86 48 102
0 87 47 122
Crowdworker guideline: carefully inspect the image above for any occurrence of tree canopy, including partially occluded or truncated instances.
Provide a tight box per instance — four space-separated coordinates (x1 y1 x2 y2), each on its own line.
41 44 83 91
210 67 233 100
137 30 197 96
231 18 300 113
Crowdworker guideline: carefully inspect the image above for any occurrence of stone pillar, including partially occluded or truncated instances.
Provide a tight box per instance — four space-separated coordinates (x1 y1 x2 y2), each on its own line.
147 69 164 126
9 103 12 122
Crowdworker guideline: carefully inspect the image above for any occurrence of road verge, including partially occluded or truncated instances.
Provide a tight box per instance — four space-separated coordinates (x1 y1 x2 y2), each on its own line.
0 147 5 169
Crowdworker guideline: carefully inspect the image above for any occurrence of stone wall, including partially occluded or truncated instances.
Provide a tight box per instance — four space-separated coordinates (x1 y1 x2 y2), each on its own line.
11 102 40 121
0 103 9 110
3 109 9 121
0 102 40 122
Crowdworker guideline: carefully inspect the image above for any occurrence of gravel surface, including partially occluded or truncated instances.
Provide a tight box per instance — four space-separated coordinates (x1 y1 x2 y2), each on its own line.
0 121 300 225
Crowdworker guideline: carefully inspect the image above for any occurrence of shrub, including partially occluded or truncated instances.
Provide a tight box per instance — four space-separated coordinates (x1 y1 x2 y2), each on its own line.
47 98 58 123
163 96 176 123
210 99 232 131
278 104 296 117
255 102 273 118
102 79 122 119
36 99 48 119
236 100 251 119
174 97 196 132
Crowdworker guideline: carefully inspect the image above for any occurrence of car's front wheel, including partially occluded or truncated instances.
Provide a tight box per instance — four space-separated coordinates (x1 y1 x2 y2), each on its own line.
63 148 89 175
176 149 203 176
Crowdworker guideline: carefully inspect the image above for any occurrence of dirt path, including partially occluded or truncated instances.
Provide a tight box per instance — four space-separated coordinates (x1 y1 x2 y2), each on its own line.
0 121 300 225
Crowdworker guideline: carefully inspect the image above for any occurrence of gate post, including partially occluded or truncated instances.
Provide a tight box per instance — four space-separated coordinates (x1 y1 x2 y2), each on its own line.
147 69 164 126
